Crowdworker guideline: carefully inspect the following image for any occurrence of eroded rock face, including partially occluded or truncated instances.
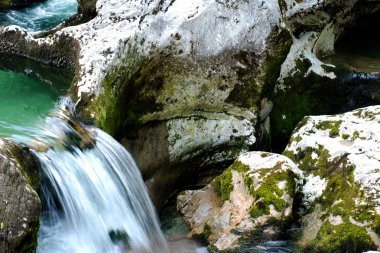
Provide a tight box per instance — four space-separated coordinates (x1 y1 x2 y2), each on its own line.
177 152 299 252
0 139 41 253
0 0 283 208
269 0 380 151
283 105 380 252
0 0 378 210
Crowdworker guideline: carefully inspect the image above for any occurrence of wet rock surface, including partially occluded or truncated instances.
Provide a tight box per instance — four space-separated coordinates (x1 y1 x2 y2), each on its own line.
0 139 41 253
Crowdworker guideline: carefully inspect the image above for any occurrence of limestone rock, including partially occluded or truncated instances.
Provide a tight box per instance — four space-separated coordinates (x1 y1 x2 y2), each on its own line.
1 0 378 209
0 139 41 253
177 152 299 252
0 0 283 208
283 105 380 252
269 0 380 151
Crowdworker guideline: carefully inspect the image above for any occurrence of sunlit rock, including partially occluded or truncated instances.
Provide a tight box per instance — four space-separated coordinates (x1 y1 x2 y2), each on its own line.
283 105 380 252
177 152 299 252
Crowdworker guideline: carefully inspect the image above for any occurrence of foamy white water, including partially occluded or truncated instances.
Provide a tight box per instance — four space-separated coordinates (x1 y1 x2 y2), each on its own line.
9 99 168 253
0 0 77 31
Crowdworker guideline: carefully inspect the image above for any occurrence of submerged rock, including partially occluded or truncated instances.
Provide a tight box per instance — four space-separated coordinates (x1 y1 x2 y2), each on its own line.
283 105 380 252
177 152 299 252
0 139 41 253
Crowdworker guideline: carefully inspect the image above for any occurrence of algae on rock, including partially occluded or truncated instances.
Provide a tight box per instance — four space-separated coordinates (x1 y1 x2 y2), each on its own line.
283 106 380 252
177 152 300 252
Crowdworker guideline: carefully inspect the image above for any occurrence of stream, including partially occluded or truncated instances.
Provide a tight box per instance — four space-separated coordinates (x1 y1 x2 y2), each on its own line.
0 0 77 31
0 1 379 253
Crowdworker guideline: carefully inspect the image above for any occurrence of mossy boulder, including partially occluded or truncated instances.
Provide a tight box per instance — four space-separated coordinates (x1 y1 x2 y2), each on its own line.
0 139 41 253
177 152 299 252
283 105 380 252
69 0 283 209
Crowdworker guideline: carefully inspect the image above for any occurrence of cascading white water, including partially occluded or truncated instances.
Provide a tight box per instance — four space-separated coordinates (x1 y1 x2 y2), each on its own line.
12 99 168 253
0 0 77 31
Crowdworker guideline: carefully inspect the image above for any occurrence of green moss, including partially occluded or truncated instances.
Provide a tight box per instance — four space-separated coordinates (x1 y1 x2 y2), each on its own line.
244 174 254 196
295 135 302 143
284 145 332 178
373 215 380 235
203 223 212 239
250 205 267 218
91 76 120 136
212 169 233 203
351 131 366 141
342 133 350 140
229 161 250 173
88 44 163 138
320 168 356 212
353 109 378 120
249 166 295 218
308 221 376 253
315 120 342 138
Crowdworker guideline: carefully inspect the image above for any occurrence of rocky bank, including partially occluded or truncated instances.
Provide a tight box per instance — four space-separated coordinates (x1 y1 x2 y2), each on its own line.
0 0 379 252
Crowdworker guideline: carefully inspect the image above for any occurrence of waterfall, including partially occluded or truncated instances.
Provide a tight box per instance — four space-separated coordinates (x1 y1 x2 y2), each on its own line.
12 99 168 253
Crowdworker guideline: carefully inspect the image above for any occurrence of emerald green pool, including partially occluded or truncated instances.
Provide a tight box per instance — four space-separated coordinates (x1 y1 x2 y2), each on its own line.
0 55 72 136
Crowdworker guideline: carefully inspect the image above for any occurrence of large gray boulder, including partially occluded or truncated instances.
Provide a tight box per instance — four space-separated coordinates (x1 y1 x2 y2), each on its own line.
283 105 380 252
51 0 279 208
0 139 41 253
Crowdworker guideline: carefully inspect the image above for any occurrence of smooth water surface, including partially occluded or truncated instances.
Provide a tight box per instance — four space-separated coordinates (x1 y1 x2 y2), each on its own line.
0 0 77 31
0 54 72 136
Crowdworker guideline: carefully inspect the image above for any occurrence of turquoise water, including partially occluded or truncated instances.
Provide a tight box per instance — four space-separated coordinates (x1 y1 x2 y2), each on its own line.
0 0 77 31
0 54 72 136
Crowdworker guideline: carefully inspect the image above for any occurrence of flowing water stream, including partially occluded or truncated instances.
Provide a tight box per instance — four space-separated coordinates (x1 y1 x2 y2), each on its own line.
2 2 378 252
0 52 170 252
23 102 169 253
0 0 77 31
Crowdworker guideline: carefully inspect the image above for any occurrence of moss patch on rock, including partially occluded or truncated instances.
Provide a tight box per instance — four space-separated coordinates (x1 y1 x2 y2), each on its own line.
249 165 295 218
307 221 376 253
212 169 234 203
315 120 342 138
